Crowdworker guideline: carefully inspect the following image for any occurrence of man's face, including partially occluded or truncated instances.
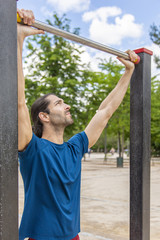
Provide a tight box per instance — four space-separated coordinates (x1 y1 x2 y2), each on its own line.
47 95 74 127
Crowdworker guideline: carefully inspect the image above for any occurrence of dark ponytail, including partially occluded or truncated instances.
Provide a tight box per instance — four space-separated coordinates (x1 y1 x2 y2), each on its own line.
31 93 55 138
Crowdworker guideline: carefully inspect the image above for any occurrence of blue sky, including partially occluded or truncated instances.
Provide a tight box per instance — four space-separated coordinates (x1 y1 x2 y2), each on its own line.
17 0 160 76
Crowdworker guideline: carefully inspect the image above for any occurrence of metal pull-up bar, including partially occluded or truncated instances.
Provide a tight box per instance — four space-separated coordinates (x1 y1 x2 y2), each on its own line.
17 13 140 63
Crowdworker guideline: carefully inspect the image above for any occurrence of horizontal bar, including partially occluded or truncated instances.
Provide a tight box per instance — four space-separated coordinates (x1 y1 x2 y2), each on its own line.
32 20 130 60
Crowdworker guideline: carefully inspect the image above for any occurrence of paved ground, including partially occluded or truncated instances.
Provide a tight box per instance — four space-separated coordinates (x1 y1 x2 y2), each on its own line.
19 153 160 240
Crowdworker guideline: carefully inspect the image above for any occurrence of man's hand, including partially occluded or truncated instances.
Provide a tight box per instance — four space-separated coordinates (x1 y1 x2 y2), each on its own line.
17 9 35 25
17 9 44 40
117 50 139 71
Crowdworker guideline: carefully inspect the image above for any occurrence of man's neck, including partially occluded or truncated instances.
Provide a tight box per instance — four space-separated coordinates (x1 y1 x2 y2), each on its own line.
41 128 64 144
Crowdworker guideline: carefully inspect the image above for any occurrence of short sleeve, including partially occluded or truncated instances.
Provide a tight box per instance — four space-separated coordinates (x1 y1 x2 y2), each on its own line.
68 131 89 156
18 133 42 160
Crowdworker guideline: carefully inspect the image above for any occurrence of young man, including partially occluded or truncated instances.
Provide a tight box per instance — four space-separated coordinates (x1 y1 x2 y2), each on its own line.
17 9 138 240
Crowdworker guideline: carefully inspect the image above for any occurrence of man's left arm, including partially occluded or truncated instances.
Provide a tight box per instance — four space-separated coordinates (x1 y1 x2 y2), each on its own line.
85 50 138 148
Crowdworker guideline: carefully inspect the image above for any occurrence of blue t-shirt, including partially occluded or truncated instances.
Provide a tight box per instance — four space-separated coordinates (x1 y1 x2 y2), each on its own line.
18 131 88 240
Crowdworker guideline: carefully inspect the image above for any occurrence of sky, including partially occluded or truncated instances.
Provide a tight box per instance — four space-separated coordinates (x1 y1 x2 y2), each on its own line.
17 0 160 76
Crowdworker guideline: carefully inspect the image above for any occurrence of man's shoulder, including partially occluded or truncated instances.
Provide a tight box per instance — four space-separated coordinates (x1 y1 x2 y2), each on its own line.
67 131 88 152
18 133 49 158
68 131 86 142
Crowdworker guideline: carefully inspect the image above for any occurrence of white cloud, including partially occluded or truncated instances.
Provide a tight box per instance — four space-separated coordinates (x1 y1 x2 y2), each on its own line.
40 6 53 18
83 6 122 22
46 0 90 13
82 7 143 46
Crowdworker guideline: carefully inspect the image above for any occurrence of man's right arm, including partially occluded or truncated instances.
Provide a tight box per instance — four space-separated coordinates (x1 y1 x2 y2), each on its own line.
17 9 44 151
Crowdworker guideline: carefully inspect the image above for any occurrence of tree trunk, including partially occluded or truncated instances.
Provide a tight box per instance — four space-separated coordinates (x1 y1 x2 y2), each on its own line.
104 125 107 161
118 131 121 158
122 127 124 158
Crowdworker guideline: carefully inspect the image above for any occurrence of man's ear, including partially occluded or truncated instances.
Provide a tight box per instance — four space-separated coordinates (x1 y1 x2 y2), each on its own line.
38 112 49 123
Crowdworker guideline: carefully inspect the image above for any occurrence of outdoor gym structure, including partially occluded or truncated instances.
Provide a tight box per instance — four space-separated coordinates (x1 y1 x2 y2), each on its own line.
0 0 153 239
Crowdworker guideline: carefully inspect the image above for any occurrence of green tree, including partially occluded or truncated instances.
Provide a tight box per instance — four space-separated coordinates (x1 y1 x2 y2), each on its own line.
99 58 130 146
150 23 160 155
151 76 160 155
80 58 130 155
24 13 87 139
150 24 160 69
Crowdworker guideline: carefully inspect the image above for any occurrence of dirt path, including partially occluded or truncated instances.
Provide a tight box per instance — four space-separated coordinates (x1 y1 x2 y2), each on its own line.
80 157 160 240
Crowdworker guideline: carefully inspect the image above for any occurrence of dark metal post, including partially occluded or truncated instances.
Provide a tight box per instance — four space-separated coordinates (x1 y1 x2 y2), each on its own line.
0 0 18 239
130 48 153 240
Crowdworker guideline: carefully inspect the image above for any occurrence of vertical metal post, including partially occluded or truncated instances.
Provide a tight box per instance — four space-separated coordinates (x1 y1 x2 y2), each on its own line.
130 48 153 240
0 0 18 239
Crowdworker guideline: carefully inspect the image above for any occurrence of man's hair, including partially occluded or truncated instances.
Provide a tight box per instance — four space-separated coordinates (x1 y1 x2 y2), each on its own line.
31 93 55 138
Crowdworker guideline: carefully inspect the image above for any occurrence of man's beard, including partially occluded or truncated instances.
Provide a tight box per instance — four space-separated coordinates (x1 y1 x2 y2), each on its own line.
49 112 74 128
64 116 74 127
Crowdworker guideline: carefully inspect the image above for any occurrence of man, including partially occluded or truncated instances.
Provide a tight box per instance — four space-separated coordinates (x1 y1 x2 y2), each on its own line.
17 9 138 240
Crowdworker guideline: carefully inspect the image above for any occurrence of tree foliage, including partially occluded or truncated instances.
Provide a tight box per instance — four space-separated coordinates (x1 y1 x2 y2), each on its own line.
150 23 160 155
24 13 87 139
151 76 160 155
150 23 160 69
79 58 130 153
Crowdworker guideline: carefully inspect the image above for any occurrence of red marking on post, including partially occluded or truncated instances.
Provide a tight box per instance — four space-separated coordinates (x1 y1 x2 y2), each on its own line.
134 48 153 55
